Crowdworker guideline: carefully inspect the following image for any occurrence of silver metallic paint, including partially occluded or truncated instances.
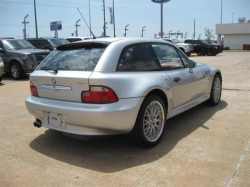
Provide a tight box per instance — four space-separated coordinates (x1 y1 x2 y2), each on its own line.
26 38 221 136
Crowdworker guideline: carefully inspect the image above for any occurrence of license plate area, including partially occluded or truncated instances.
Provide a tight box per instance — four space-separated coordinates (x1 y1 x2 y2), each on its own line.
46 112 66 129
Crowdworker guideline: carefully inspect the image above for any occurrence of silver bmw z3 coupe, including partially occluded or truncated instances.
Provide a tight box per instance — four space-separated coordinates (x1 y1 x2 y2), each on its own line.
26 38 222 147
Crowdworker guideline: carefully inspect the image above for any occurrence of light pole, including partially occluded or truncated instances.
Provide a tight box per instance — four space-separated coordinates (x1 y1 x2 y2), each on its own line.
103 22 108 37
142 26 146 38
34 0 38 38
102 0 106 37
221 0 223 24
232 12 234 23
169 30 172 38
124 24 129 37
22 14 29 39
176 30 180 38
185 31 188 39
89 0 92 36
75 19 81 37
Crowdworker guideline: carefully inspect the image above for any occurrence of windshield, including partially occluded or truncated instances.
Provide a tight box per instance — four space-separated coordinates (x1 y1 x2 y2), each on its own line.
38 47 106 71
49 39 70 48
3 40 35 50
172 39 181 43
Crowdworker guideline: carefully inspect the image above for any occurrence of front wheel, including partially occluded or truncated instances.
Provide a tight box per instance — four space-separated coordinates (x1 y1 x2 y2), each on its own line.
10 62 24 79
127 95 166 148
186 53 191 57
206 49 214 56
207 74 222 106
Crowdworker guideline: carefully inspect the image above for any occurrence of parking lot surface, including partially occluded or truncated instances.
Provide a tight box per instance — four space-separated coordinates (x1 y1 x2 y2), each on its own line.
0 52 249 187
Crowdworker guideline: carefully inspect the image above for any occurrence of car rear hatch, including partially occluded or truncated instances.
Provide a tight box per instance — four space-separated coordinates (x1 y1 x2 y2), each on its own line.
30 42 108 102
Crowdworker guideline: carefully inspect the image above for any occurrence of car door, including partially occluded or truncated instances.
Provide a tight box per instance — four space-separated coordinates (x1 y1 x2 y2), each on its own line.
193 40 202 53
151 43 205 108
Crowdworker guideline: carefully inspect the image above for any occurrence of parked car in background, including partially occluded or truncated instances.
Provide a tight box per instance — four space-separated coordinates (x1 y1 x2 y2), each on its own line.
162 38 194 56
0 57 4 82
27 38 70 51
0 39 50 79
26 38 222 147
184 39 223 56
66 37 91 43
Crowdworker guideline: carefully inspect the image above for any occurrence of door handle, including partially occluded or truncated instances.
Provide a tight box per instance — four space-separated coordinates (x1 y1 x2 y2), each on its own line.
173 77 181 83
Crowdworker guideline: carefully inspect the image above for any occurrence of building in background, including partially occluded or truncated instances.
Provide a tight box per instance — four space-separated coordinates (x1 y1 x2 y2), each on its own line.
216 18 250 50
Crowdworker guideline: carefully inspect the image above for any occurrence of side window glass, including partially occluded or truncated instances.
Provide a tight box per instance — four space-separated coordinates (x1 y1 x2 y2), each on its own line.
117 43 160 71
177 50 190 67
29 40 40 48
39 40 50 49
194 40 201 45
151 43 184 71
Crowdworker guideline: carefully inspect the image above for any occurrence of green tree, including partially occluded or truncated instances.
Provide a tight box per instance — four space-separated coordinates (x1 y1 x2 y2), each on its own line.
204 28 215 43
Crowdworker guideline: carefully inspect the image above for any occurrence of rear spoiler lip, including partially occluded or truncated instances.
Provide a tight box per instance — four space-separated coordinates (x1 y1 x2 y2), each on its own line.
56 42 109 50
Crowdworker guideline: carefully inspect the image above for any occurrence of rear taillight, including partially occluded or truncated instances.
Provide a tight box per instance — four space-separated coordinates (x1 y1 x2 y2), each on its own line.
30 81 39 97
81 86 118 104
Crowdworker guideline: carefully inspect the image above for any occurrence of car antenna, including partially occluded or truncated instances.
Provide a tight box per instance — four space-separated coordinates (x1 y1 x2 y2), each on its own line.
77 7 96 39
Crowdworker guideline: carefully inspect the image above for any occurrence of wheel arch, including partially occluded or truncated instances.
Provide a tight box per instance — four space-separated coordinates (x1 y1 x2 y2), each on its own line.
144 89 169 112
179 47 185 52
8 59 23 71
215 71 222 83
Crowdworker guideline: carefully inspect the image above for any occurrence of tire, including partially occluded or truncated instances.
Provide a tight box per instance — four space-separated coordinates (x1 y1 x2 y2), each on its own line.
207 74 222 106
10 62 24 79
0 76 2 83
206 49 214 56
127 95 166 148
186 53 191 57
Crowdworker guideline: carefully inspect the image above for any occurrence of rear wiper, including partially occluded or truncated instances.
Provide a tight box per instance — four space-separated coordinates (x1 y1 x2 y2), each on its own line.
40 66 58 74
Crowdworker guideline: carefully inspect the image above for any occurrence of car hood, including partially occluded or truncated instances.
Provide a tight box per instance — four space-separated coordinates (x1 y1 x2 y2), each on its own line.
10 49 50 55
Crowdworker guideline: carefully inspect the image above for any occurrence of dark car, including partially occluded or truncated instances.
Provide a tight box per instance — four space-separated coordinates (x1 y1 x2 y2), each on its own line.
0 39 50 79
184 39 223 56
27 38 70 51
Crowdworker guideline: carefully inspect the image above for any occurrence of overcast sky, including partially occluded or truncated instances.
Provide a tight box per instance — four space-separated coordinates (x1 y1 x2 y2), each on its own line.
0 0 249 39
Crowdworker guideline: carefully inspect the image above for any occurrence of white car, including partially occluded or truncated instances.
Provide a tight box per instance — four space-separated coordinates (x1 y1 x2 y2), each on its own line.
26 38 222 147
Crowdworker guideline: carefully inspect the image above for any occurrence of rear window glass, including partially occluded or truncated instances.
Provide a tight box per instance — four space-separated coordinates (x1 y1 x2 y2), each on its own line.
38 47 106 71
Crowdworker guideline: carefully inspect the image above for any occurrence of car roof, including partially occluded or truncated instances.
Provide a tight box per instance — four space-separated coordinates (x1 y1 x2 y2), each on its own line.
57 37 176 50
27 38 66 40
66 37 92 39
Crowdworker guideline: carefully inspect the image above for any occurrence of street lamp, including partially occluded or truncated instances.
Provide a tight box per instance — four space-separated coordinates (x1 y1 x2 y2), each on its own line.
124 24 129 37
75 19 81 37
142 26 146 38
185 31 188 39
22 14 29 39
103 22 108 37
176 30 180 38
169 30 172 38
221 0 223 24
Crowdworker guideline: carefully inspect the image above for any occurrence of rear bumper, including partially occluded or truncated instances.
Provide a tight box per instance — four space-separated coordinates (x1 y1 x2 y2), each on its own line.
25 96 143 136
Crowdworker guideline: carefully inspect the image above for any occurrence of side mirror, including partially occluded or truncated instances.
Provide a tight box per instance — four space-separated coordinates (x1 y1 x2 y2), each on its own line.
188 60 197 73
